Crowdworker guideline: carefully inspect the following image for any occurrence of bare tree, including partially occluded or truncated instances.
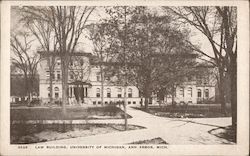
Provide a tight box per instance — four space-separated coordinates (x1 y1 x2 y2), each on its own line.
19 6 95 114
11 32 40 104
19 7 58 104
166 6 237 132
87 22 116 106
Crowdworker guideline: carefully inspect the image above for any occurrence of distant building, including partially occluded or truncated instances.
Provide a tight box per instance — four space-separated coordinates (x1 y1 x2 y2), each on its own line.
38 52 217 106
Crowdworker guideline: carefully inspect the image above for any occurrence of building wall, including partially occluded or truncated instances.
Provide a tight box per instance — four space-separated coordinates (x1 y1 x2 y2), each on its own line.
38 55 141 105
38 54 216 105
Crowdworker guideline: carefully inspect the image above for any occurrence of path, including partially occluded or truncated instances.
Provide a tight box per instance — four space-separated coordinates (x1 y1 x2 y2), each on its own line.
40 107 234 145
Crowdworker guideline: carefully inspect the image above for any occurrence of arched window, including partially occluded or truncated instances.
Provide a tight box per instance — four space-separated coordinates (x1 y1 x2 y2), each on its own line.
179 88 184 97
117 88 122 98
128 88 132 98
205 89 209 98
188 87 192 97
96 88 100 97
197 89 202 98
54 87 59 92
107 88 111 98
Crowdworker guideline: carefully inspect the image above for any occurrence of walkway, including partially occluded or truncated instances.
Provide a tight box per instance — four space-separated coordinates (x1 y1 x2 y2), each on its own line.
40 107 234 145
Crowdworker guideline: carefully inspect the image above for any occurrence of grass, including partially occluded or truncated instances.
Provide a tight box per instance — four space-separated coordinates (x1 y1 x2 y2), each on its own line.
11 106 131 120
134 105 232 118
11 123 145 144
209 126 236 143
129 137 168 144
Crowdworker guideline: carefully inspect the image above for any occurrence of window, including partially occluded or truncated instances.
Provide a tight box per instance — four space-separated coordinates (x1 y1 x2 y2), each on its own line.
80 59 84 66
48 93 51 98
96 74 101 81
105 76 110 81
55 92 59 98
197 89 202 98
46 71 50 78
105 101 108 104
188 87 192 97
93 101 96 105
57 59 61 66
179 88 184 97
47 87 50 91
107 88 111 98
133 101 136 104
205 89 209 98
128 88 132 98
98 101 101 104
70 73 74 80
117 88 122 98
128 101 131 104
57 71 60 80
54 87 59 92
96 88 100 97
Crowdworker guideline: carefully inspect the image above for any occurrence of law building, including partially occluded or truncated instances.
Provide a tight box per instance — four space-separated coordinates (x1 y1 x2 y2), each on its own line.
38 52 217 106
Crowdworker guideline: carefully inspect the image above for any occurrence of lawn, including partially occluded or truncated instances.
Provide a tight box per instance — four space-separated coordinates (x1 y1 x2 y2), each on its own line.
11 123 145 144
134 104 232 118
129 137 168 144
11 106 131 120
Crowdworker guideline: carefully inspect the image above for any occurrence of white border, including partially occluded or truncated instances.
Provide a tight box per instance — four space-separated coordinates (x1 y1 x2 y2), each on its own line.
1 1 249 155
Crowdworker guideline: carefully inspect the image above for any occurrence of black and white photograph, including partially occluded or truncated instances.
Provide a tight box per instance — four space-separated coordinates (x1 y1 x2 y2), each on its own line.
0 0 249 155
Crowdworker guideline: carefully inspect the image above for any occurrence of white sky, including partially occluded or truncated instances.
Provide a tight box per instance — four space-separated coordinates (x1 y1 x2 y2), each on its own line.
11 6 215 60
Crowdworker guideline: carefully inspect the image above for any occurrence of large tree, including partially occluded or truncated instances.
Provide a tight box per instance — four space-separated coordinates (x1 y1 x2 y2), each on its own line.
87 22 117 106
166 6 237 133
19 6 58 104
123 7 198 109
19 6 95 114
10 32 40 104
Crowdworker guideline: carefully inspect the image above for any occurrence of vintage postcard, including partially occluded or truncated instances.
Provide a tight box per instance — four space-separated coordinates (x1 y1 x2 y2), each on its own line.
0 0 249 155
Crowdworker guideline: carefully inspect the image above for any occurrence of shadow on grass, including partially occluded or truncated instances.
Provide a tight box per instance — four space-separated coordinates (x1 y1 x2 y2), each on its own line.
208 126 236 143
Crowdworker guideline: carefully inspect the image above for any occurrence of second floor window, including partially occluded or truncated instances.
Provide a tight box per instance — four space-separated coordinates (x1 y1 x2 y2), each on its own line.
128 88 132 98
107 88 111 98
117 88 122 98
179 88 184 97
197 89 202 98
96 88 100 97
188 87 192 97
205 89 209 98
57 71 60 80
46 71 50 78
96 74 101 81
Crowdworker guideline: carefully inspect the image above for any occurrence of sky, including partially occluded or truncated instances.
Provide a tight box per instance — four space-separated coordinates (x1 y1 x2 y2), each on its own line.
10 6 215 61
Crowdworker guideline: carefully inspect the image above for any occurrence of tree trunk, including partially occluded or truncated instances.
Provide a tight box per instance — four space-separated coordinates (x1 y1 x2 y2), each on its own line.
171 85 176 106
218 68 227 115
230 56 237 141
61 56 69 115
100 65 104 106
49 71 53 105
123 85 128 130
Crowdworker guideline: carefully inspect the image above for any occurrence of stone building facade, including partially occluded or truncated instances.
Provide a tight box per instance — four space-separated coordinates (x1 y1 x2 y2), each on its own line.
38 52 216 106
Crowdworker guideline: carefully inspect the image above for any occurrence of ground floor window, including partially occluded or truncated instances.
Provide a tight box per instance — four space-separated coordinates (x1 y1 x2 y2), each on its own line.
197 89 202 97
55 92 59 98
205 89 209 98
